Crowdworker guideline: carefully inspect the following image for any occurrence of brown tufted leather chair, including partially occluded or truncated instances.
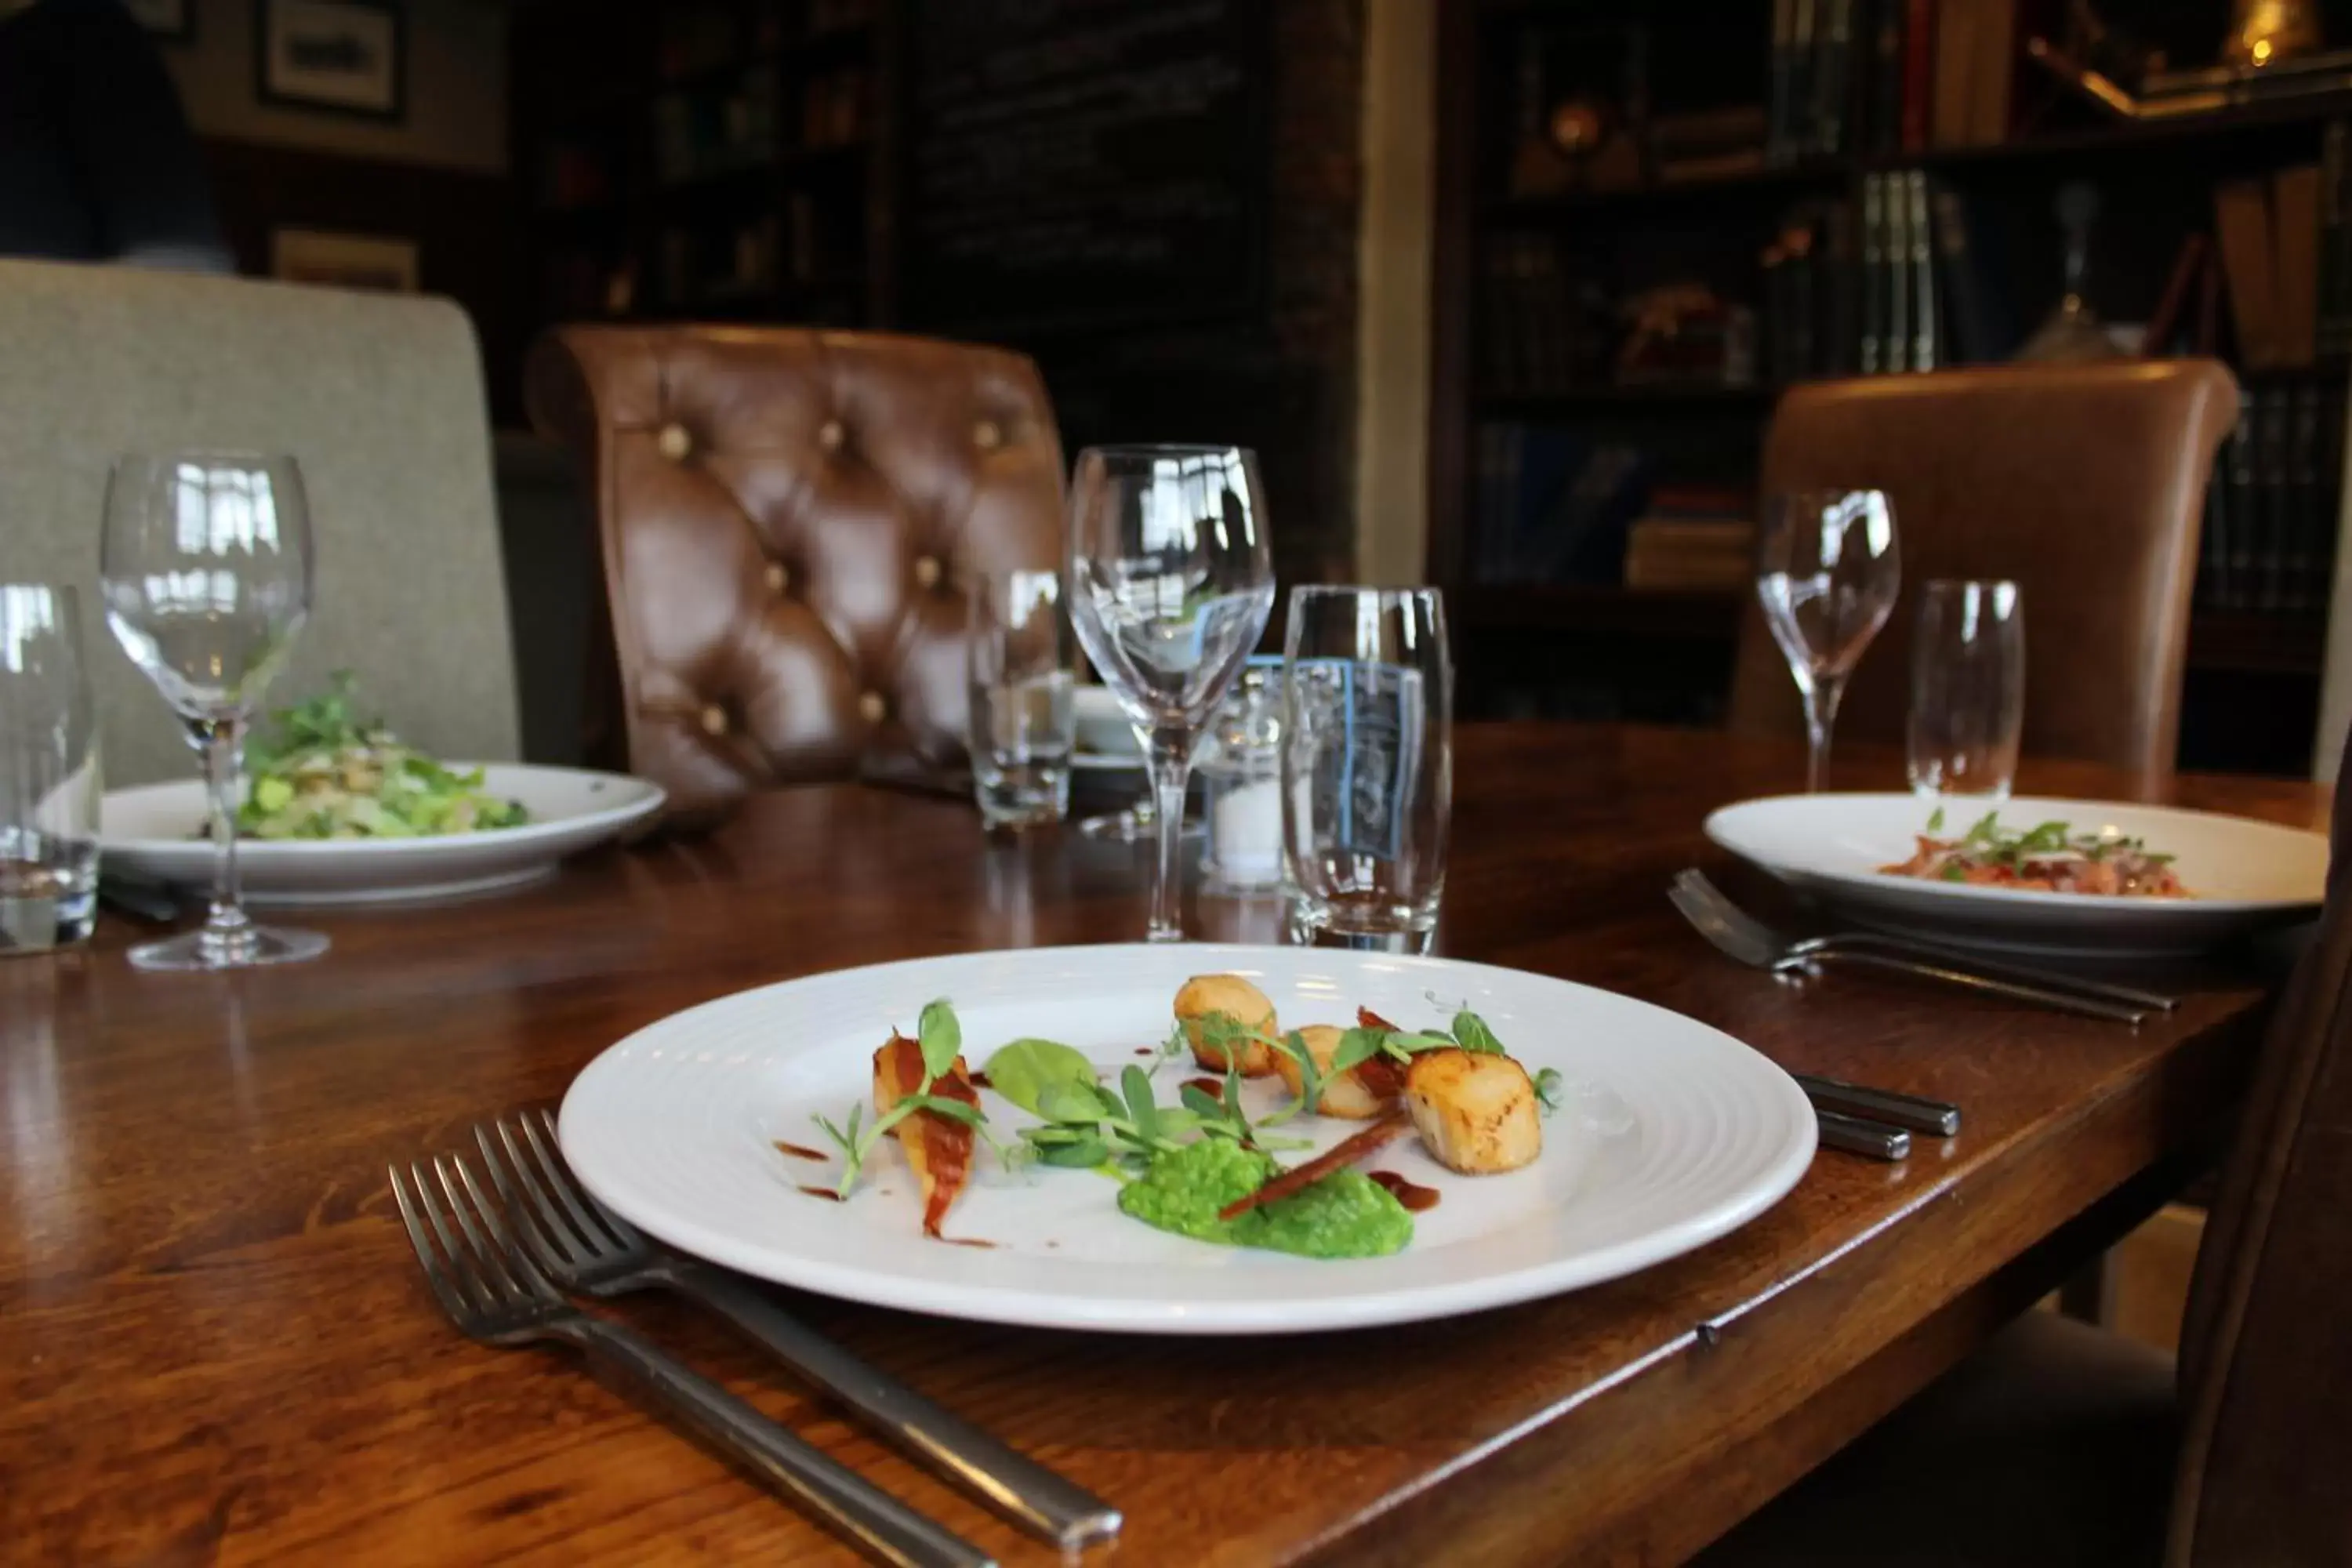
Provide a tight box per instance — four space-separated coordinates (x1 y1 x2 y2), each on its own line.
526 325 1066 818
1698 729 2351 1567
1726 362 2240 777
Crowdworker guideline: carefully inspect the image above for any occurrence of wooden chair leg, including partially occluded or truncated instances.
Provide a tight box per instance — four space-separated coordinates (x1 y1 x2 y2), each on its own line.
2056 1247 2117 1325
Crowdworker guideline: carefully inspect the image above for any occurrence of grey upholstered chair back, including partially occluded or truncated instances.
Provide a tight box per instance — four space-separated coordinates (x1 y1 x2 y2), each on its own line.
0 259 520 785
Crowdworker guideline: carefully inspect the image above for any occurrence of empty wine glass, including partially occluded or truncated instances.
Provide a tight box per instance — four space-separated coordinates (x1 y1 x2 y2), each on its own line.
100 452 328 971
1066 445 1274 943
1756 488 1900 792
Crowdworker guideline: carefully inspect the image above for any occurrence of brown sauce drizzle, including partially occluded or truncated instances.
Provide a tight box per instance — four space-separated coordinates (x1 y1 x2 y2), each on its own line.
1183 1076 1226 1099
1367 1170 1442 1212
937 1236 999 1249
797 1185 845 1203
1134 1047 1156 1056
773 1141 828 1162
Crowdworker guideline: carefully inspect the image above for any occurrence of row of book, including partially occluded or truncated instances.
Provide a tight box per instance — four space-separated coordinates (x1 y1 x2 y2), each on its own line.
1761 167 2011 383
2209 129 2352 370
2198 385 2347 618
1769 0 2034 163
1469 426 1650 587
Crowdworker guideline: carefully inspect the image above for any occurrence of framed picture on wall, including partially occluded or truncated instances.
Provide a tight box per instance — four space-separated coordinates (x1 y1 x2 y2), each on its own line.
257 0 404 121
271 228 420 292
123 0 193 40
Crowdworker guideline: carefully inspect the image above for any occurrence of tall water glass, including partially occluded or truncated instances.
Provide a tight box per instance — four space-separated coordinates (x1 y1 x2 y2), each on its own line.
1066 445 1274 943
967 568 1076 829
1756 488 1901 792
1282 587 1451 952
1908 579 2024 799
0 586 100 953
100 452 328 971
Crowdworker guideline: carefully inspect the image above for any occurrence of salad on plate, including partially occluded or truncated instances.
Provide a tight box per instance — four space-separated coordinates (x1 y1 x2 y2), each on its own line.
232 675 529 840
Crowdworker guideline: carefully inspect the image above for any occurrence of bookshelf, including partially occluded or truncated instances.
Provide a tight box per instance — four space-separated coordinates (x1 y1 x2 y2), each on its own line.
511 0 895 336
1430 0 2352 773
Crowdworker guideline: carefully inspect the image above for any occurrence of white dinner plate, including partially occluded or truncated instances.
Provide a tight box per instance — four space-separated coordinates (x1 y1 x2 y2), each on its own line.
1705 793 2328 956
559 944 1816 1335
100 764 666 907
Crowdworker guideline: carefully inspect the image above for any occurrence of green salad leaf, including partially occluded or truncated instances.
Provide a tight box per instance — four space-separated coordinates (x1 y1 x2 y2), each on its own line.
234 673 529 841
981 1037 1097 1116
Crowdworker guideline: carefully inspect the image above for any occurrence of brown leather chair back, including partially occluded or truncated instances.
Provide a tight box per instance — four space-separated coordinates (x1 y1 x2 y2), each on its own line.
1726 362 2239 776
526 325 1065 818
2170 741 2352 1566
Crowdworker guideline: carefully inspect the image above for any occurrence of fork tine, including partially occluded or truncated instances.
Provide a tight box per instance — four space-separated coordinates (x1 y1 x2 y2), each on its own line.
517 1109 630 1254
450 1152 572 1308
407 1157 502 1316
475 1120 586 1275
389 1162 478 1327
432 1153 534 1309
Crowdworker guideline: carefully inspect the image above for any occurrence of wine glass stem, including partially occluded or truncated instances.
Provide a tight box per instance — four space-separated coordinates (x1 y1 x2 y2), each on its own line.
199 719 252 950
1144 727 1192 943
1802 674 1846 793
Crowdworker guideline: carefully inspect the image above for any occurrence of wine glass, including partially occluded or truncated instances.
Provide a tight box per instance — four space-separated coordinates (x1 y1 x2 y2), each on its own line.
1755 488 1900 793
100 452 328 971
1066 445 1274 943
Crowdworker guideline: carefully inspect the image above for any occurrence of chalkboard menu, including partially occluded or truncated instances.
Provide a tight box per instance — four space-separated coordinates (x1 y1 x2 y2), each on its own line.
902 0 1265 334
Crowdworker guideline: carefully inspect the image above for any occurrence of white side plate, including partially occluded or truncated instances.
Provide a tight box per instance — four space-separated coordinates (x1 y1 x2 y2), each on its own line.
100 764 665 906
559 944 1816 1336
1705 793 2327 956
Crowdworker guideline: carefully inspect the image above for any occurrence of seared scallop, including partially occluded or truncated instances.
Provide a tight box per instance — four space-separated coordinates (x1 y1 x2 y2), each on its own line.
1272 1023 1403 1119
1173 973 1280 1076
1403 1048 1540 1174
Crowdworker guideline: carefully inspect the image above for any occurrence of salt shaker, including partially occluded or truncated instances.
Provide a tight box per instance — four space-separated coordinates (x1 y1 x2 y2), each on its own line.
1197 659 1284 892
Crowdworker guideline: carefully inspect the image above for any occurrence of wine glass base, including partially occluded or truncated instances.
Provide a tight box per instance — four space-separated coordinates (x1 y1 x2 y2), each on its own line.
128 924 330 972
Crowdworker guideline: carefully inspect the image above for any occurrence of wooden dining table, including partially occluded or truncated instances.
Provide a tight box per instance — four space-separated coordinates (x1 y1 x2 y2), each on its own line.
0 722 2328 1565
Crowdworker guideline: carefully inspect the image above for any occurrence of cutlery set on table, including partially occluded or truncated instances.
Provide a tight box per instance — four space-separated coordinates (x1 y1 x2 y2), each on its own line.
391 1110 1116 1568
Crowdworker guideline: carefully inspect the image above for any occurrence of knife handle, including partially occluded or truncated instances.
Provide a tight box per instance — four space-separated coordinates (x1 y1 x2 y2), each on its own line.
1816 1109 1911 1162
1797 1073 1961 1137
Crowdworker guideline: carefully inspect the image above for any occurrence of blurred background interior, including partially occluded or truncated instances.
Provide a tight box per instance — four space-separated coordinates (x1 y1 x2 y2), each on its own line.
11 0 2352 1463
20 0 2352 779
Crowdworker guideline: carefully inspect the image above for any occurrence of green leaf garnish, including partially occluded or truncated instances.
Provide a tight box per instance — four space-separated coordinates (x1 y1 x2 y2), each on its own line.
982 1037 1096 1117
901 1093 985 1127
1328 1027 1387 1076
1279 1029 1325 1113
1121 1064 1160 1144
1452 1011 1506 1054
1534 1067 1564 1115
916 999 962 1082
1925 805 1945 833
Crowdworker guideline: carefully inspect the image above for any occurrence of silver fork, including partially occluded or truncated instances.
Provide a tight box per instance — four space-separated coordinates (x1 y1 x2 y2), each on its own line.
1672 869 2178 1013
1667 872 2151 1025
390 1154 992 1568
474 1109 1121 1552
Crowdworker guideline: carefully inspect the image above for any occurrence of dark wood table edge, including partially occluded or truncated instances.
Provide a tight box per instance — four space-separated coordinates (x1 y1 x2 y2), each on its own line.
1301 1005 2263 1568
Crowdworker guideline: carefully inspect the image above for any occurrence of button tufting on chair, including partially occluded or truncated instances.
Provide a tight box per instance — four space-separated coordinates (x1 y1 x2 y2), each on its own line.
525 326 1066 821
656 423 694 462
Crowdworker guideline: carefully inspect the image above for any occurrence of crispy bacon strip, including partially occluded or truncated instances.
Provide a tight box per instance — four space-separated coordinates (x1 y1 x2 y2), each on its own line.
1350 1008 1408 1102
872 1033 978 1239
1216 1110 1411 1223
